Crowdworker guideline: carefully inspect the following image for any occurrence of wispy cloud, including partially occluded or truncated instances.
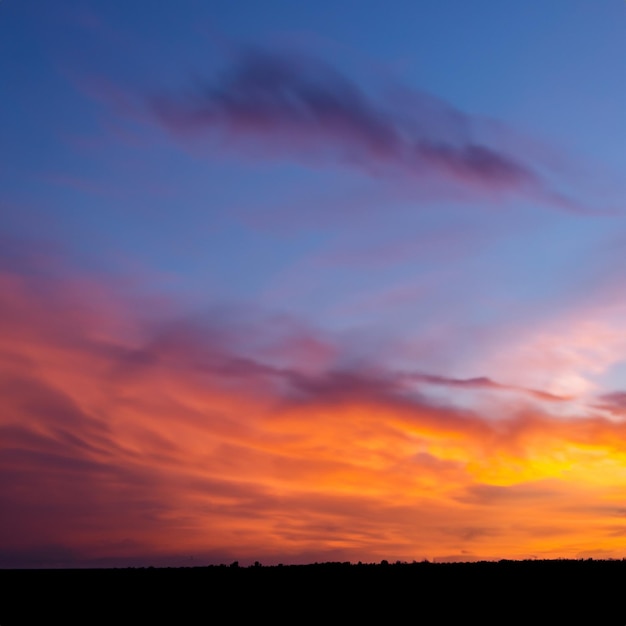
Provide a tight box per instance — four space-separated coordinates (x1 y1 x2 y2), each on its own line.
400 372 572 402
2 247 626 566
150 48 595 212
595 391 626 416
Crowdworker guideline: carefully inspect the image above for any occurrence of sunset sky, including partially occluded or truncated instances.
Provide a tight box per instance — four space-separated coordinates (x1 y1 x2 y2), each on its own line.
1 0 626 568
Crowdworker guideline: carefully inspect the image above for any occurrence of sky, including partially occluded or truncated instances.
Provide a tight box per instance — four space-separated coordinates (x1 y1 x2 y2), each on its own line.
1 0 625 568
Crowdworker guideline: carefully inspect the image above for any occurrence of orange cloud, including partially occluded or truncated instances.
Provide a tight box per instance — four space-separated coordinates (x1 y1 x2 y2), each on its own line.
2 262 626 568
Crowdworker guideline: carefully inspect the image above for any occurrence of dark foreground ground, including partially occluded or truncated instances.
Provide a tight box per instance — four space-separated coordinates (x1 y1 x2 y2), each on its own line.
2 559 625 624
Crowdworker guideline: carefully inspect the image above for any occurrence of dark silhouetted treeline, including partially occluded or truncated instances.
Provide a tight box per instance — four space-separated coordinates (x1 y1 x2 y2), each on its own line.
2 558 625 624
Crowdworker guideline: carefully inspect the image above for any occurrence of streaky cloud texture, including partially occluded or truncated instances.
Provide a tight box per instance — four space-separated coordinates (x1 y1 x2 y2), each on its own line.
400 372 572 403
595 392 626 417
2 248 626 567
151 48 591 212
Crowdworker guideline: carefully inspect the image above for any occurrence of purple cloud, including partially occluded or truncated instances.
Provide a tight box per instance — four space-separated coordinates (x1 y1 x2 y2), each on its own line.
401 372 572 402
595 391 626 416
150 49 558 199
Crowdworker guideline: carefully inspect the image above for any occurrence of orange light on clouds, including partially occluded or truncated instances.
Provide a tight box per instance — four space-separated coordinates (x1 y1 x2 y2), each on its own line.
1 266 626 568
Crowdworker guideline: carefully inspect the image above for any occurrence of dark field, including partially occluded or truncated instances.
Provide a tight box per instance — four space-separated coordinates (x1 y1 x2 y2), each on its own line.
2 559 625 624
